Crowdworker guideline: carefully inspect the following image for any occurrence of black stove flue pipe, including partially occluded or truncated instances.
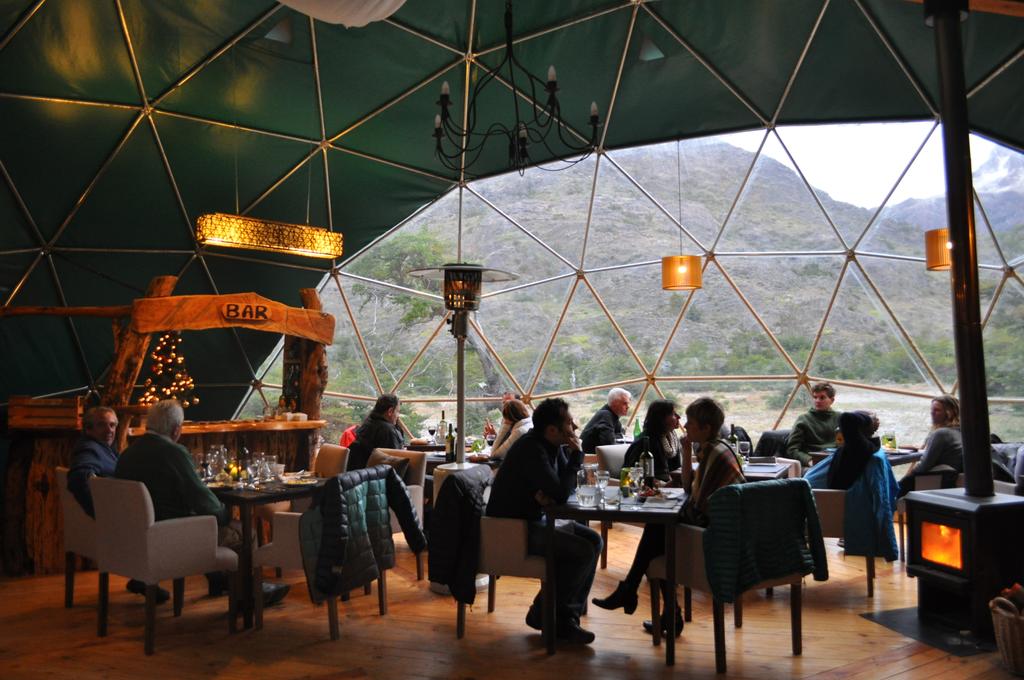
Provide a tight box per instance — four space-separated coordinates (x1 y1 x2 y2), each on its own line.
924 0 993 498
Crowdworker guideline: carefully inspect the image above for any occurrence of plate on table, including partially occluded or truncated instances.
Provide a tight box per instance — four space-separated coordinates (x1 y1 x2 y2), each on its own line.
282 477 318 486
744 463 784 472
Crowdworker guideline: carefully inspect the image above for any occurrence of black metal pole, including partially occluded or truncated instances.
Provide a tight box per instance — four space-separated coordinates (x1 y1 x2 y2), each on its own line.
925 0 993 497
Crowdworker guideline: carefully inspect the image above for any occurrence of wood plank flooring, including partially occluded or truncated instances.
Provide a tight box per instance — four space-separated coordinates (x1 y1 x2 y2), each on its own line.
0 524 1013 679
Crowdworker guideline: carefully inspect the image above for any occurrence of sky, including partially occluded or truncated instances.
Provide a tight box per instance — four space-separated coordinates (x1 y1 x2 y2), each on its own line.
723 122 999 209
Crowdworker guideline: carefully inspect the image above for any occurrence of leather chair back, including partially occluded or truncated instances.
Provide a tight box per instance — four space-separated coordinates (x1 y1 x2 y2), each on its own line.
596 443 630 479
57 467 96 558
315 444 349 477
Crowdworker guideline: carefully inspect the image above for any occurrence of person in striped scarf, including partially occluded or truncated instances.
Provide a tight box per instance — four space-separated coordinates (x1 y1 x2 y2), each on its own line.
592 396 745 637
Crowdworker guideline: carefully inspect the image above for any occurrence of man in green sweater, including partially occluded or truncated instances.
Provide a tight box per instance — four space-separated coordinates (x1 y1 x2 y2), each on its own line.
116 399 288 604
785 382 839 469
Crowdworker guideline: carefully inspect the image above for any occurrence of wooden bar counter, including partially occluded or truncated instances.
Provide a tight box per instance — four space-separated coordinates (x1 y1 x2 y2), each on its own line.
2 419 324 576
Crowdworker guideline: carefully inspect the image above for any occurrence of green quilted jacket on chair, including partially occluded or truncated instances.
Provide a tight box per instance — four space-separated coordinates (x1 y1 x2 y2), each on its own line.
703 478 828 603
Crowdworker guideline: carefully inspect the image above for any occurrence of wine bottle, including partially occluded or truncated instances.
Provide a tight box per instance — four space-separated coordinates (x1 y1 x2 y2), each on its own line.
445 423 456 464
438 410 448 446
640 435 655 489
633 418 641 441
728 423 738 451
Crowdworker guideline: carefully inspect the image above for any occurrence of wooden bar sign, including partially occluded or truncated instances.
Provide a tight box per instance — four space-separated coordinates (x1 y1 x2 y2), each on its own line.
131 293 334 345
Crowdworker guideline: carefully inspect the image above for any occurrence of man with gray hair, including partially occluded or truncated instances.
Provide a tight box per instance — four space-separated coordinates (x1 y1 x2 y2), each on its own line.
580 387 631 454
116 400 227 527
115 400 289 604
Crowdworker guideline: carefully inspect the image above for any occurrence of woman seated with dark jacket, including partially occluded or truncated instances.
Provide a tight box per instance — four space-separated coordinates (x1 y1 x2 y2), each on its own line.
824 410 881 490
621 399 682 482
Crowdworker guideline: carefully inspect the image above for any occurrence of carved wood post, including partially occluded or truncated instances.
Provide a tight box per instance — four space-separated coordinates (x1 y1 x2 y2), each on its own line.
101 275 177 450
297 288 327 422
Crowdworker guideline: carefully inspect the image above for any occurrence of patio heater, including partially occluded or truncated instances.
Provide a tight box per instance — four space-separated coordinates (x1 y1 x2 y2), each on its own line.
408 264 516 463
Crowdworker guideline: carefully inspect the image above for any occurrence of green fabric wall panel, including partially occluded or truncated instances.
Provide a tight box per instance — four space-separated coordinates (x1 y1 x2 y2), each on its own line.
0 0 138 104
0 99 138 240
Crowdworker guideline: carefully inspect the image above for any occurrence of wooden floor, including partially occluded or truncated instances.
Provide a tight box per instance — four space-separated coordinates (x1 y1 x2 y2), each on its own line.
0 524 1014 680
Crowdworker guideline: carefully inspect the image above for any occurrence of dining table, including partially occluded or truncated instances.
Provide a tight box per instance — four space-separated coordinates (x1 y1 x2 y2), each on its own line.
210 477 327 628
543 488 689 665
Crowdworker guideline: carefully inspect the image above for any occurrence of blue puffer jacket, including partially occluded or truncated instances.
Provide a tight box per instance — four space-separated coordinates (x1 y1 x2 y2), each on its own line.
299 465 426 603
806 450 899 560
703 478 828 603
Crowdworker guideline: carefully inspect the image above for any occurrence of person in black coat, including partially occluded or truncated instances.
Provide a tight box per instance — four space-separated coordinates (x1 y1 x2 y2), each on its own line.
622 399 683 482
580 388 631 453
826 411 881 490
486 398 602 644
347 394 406 471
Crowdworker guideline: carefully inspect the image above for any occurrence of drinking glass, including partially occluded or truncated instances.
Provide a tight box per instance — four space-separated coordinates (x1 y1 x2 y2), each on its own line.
576 468 598 508
882 430 897 450
629 465 644 496
738 441 751 466
602 486 620 509
427 425 437 444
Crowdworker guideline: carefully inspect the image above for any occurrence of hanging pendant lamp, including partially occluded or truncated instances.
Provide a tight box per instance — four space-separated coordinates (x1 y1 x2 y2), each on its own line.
661 255 702 290
924 228 952 271
661 141 703 291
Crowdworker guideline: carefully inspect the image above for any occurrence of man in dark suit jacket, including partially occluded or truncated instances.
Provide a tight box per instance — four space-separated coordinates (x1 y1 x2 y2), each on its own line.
68 406 167 601
580 387 630 453
487 398 602 644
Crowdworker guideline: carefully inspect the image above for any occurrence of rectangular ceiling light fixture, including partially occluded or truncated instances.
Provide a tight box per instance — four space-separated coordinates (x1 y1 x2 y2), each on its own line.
196 213 343 259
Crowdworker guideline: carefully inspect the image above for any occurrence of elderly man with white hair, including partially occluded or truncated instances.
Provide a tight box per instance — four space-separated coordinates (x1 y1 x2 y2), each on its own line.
115 400 288 605
580 387 631 454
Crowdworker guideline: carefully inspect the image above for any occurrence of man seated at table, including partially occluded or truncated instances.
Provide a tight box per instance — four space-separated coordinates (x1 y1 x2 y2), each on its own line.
486 398 602 644
592 397 745 637
68 406 167 602
347 394 405 471
785 382 839 469
115 399 288 604
580 387 631 453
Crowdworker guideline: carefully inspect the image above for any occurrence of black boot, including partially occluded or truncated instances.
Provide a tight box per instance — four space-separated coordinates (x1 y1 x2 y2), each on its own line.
591 581 639 615
642 604 684 637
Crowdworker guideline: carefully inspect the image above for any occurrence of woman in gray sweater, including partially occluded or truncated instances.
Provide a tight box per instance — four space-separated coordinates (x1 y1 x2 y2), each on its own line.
897 395 962 497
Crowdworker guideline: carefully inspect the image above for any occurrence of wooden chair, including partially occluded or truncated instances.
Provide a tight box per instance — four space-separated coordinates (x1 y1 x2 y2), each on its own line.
456 516 545 638
813 488 876 597
90 477 238 655
56 467 96 608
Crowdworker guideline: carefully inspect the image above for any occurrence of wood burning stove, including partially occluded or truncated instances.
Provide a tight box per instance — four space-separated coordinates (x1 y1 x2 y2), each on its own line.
905 489 1024 638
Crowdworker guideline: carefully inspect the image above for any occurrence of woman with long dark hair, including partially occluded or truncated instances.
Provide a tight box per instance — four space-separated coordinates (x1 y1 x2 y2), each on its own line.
592 397 744 637
622 399 682 482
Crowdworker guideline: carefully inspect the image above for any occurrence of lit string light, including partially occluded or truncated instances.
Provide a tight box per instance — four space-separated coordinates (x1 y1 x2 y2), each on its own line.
138 332 199 408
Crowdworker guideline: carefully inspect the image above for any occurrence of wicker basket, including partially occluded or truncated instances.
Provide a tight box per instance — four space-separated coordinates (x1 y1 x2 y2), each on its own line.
992 597 1024 676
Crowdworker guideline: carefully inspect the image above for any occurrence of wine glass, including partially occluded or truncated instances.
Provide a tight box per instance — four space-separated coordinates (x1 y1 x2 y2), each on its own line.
738 441 751 466
427 424 437 444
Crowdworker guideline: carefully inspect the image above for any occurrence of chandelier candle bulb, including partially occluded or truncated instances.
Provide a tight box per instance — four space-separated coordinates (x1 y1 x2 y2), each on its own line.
547 65 556 83
441 81 449 96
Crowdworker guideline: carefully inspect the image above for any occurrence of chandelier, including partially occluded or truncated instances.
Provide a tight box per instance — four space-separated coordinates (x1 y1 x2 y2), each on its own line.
432 1 600 176
196 213 343 259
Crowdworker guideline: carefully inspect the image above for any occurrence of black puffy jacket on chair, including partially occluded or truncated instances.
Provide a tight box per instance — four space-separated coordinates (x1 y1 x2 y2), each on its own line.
428 466 492 605
300 465 426 603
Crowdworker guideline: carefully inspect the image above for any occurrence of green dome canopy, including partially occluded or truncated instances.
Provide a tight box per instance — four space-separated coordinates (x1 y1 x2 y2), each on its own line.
1 0 1021 417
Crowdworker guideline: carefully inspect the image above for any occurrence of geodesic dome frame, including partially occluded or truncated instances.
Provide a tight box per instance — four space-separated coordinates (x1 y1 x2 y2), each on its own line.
0 1 1022 430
